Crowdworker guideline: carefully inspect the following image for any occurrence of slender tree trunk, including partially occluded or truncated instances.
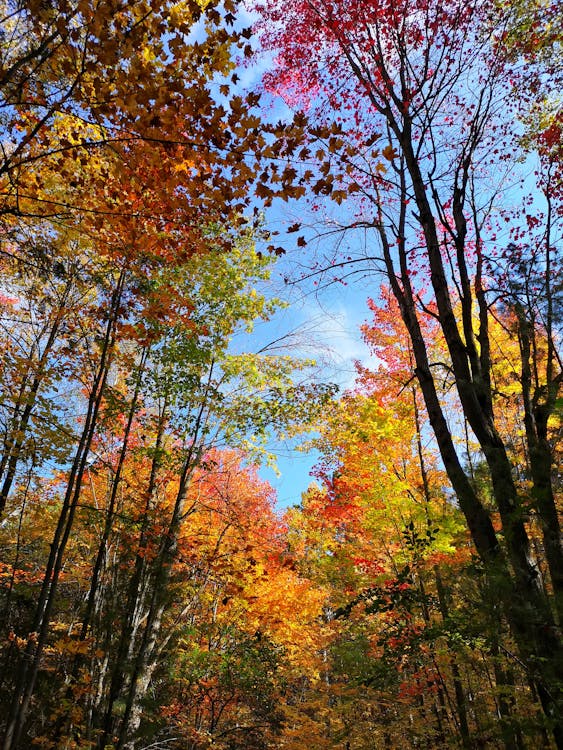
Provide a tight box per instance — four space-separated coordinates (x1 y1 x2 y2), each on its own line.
1 272 125 750
490 645 525 750
114 448 206 748
434 568 472 750
80 346 150 642
47 347 150 744
95 399 170 747
104 372 213 749
0 279 72 515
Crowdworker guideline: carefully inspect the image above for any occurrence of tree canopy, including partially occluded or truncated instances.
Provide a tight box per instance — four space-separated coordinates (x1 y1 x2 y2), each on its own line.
0 0 561 748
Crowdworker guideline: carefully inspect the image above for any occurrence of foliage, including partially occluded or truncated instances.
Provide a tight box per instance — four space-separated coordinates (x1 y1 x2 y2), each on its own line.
0 0 561 748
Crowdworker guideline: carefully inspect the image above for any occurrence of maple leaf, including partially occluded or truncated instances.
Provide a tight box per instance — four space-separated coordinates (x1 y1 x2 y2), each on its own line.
382 144 398 161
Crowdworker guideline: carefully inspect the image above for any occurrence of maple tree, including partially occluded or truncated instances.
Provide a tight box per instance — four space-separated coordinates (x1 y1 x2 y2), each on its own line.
0 0 561 746
0 229 332 749
0 6 325 741
154 449 325 749
0 0 260 219
255 0 563 742
0 0 306 742
279 290 558 748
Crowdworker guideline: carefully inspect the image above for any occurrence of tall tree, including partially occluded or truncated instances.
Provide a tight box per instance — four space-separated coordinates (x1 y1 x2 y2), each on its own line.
256 0 563 741
0 230 332 748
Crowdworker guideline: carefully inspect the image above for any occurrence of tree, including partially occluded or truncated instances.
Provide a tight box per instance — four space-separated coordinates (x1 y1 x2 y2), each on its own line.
0 0 264 222
255 0 563 742
157 449 324 750
0 227 332 748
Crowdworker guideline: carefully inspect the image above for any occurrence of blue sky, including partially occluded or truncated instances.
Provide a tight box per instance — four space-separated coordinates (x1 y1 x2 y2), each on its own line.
240 237 382 510
223 10 385 510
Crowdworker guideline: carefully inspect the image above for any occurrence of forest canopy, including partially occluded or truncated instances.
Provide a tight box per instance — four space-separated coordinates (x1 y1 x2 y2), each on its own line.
0 0 561 748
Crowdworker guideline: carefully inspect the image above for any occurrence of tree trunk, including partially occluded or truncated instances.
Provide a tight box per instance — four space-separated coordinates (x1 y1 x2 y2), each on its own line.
1 272 125 750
